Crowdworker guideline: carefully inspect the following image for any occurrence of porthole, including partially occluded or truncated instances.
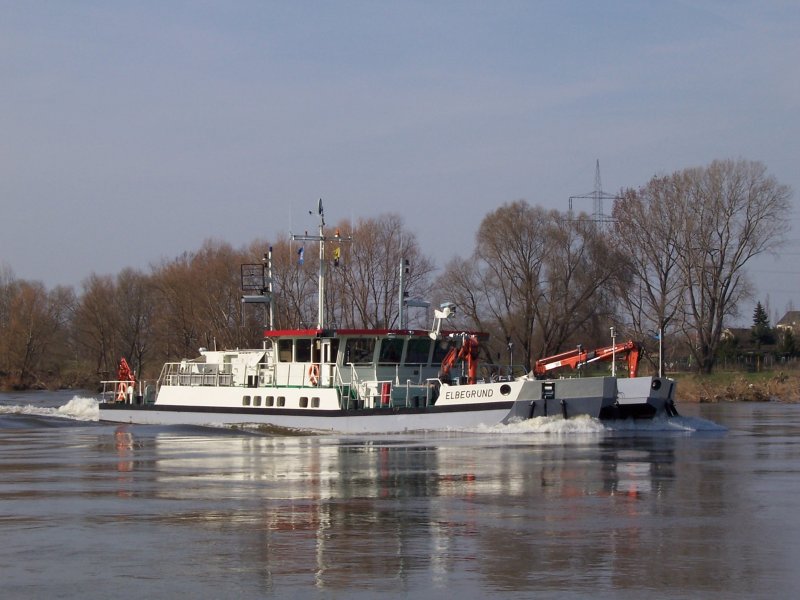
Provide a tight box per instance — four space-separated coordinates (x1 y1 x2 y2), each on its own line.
242 395 251 406
266 396 274 407
277 396 285 407
253 395 262 407
312 397 320 408
500 384 511 396
300 396 309 408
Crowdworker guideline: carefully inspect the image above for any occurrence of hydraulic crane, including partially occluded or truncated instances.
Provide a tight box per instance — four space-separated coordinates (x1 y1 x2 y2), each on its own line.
532 340 641 379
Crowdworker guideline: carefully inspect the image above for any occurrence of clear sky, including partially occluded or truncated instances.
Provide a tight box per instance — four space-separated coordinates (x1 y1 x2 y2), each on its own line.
2 1 798 324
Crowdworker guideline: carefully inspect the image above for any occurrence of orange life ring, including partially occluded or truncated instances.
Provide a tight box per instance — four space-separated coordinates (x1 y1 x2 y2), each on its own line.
308 363 320 386
116 382 128 402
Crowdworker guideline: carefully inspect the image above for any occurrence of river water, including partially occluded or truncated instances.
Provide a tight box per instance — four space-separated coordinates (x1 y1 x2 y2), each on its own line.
1 390 798 599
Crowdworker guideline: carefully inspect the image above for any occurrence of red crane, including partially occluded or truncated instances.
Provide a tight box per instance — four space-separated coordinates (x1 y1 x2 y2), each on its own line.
533 340 641 379
439 335 480 384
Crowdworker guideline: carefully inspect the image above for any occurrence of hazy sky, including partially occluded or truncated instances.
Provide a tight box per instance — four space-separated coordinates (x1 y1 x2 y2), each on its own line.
2 1 798 323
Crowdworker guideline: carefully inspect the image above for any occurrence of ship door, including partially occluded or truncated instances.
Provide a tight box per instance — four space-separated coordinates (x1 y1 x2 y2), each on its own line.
318 340 330 387
320 339 338 387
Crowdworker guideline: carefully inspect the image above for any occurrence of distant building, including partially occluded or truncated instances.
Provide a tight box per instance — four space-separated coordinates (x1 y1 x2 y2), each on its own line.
776 311 800 336
721 327 750 344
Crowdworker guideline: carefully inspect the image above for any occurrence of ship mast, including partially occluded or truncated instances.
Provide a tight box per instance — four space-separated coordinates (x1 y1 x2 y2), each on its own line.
291 200 350 329
317 200 326 329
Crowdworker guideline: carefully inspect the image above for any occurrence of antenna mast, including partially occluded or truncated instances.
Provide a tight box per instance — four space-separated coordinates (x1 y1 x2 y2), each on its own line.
291 200 351 329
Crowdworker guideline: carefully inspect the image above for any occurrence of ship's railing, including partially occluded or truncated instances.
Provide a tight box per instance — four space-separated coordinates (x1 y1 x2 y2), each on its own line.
158 362 235 387
157 360 328 389
463 363 520 383
100 379 156 404
100 379 135 404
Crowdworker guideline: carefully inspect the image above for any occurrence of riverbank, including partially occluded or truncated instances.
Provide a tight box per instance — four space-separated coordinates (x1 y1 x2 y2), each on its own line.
675 370 800 403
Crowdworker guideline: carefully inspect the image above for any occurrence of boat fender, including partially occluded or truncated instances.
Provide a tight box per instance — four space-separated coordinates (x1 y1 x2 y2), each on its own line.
560 399 568 419
308 363 320 386
380 382 391 405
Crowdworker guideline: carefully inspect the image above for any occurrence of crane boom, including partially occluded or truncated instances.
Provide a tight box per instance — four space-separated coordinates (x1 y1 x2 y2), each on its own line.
533 341 641 378
438 334 480 384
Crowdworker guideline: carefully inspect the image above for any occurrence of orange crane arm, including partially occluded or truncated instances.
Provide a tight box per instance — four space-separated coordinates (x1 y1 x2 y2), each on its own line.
533 341 640 378
439 335 480 384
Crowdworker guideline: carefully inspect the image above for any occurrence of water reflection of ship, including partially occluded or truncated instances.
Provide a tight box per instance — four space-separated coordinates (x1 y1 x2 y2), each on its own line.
113 426 135 498
135 432 681 591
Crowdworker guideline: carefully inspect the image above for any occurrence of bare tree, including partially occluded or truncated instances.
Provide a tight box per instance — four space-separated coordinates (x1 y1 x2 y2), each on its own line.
611 177 687 374
440 201 622 372
333 214 434 329
0 264 17 380
675 159 791 372
474 201 548 370
264 235 319 329
150 239 260 361
72 274 120 376
535 213 620 357
3 280 73 386
190 240 253 350
115 268 156 376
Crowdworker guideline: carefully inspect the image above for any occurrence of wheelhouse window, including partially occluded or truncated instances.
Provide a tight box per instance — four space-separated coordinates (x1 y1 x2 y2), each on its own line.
405 338 432 365
295 339 312 362
344 337 376 364
277 339 293 362
378 338 404 364
432 339 451 364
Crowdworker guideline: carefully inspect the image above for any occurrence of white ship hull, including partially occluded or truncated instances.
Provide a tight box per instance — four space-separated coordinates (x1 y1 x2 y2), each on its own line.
99 375 677 433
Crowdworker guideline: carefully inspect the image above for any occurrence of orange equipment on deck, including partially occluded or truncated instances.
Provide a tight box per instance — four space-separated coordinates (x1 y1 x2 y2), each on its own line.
439 335 481 384
115 357 136 402
532 340 641 379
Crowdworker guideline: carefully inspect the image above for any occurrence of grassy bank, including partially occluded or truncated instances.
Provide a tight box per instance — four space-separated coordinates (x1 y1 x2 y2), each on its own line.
673 370 800 403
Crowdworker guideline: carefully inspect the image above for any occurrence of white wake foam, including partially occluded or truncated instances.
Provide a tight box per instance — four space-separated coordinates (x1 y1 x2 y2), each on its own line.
475 414 609 435
0 395 100 421
471 413 725 435
606 415 726 433
56 396 100 421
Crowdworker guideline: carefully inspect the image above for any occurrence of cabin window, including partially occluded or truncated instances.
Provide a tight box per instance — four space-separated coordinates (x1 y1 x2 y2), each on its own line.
300 396 308 408
253 396 261 406
277 396 286 407
406 338 432 365
265 396 274 407
311 397 320 408
242 395 251 406
379 338 404 364
432 340 451 364
295 339 312 363
344 337 376 364
278 340 293 362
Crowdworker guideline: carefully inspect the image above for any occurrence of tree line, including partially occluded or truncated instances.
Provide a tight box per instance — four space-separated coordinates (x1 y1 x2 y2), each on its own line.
0 159 792 389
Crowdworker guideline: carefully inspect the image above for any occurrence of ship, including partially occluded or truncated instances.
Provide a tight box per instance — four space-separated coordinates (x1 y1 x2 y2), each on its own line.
99 202 678 433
